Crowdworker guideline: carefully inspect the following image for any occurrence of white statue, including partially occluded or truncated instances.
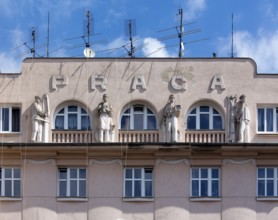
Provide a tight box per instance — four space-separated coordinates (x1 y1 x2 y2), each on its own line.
235 94 250 143
161 94 181 142
31 95 49 142
97 94 114 142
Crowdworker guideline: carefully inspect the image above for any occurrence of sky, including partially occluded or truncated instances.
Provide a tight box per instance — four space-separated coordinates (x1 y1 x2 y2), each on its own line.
1 0 278 73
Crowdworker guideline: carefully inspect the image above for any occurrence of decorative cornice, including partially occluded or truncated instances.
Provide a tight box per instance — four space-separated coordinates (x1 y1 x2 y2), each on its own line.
89 159 122 166
24 159 56 166
156 159 189 166
223 159 256 165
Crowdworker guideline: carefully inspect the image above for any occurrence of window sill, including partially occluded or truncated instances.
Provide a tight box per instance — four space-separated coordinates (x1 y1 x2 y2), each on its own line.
257 132 278 135
57 197 88 202
0 132 21 136
257 197 278 201
0 197 22 201
123 197 154 202
190 197 221 202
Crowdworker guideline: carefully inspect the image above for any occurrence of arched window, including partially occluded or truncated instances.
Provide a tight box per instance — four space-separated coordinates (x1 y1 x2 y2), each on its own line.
54 105 90 130
120 104 157 130
187 105 223 130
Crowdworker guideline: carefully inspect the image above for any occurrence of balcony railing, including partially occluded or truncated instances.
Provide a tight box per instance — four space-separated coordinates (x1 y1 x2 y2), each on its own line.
52 130 93 143
118 130 159 143
185 130 226 143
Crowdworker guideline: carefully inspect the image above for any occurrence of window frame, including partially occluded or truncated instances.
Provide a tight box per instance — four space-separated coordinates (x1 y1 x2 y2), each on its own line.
257 106 278 133
186 105 223 130
257 167 278 197
190 167 220 198
53 105 91 130
0 106 20 133
0 167 21 197
124 167 153 198
120 104 157 130
57 167 87 198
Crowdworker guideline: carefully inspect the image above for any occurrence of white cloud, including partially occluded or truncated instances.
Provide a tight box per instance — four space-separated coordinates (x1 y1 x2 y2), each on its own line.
217 30 278 73
184 0 206 20
0 54 21 73
142 37 174 57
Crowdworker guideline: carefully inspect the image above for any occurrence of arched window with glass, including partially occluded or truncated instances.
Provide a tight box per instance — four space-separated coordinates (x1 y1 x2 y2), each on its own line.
120 104 157 130
54 105 91 130
186 105 223 130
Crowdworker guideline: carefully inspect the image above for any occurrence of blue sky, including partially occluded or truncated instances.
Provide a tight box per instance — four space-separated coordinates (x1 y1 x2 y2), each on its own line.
1 0 278 73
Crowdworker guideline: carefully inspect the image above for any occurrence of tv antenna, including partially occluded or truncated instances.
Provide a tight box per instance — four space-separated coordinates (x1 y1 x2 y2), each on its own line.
124 19 136 58
83 10 95 57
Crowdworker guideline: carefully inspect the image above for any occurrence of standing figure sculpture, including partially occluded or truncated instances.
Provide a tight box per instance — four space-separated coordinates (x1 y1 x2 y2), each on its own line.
235 94 250 143
161 94 181 142
97 94 114 142
31 95 49 142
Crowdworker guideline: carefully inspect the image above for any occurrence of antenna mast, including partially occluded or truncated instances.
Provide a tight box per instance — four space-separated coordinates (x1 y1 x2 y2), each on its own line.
86 10 91 48
31 27 36 58
231 13 234 58
128 19 135 58
178 8 184 58
47 12 50 57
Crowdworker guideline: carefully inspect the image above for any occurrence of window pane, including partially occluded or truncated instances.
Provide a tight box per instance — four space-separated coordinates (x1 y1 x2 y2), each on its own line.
258 109 265 132
134 181 141 197
81 116 90 130
79 180 86 197
12 108 20 132
213 109 219 114
58 109 64 114
134 114 143 130
70 180 77 197
192 180 199 196
59 169 67 179
68 114 77 129
258 168 265 178
68 106 77 112
190 109 196 114
145 181 152 197
2 108 10 131
70 169 77 178
145 169 152 180
212 180 219 196
201 180 208 196
212 169 219 178
187 116 196 129
134 106 143 112
125 169 132 178
200 106 209 112
267 180 274 196
55 116 64 129
192 169 199 178
147 116 156 130
5 169 12 178
200 114 209 129
267 168 274 178
213 116 222 130
266 108 274 132
81 108 87 114
59 181 67 197
14 169 20 178
14 180 21 197
79 169 86 179
125 180 132 197
5 180 12 196
201 169 208 178
134 169 141 178
258 180 265 196
121 116 130 130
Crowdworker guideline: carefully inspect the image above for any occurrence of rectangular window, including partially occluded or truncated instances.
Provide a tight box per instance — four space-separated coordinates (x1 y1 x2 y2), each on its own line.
257 167 278 197
0 168 21 197
257 107 278 133
191 167 220 197
124 168 153 198
58 168 86 198
0 107 20 132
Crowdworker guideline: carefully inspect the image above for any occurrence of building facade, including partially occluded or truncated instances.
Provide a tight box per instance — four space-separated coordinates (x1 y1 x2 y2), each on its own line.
0 57 278 220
